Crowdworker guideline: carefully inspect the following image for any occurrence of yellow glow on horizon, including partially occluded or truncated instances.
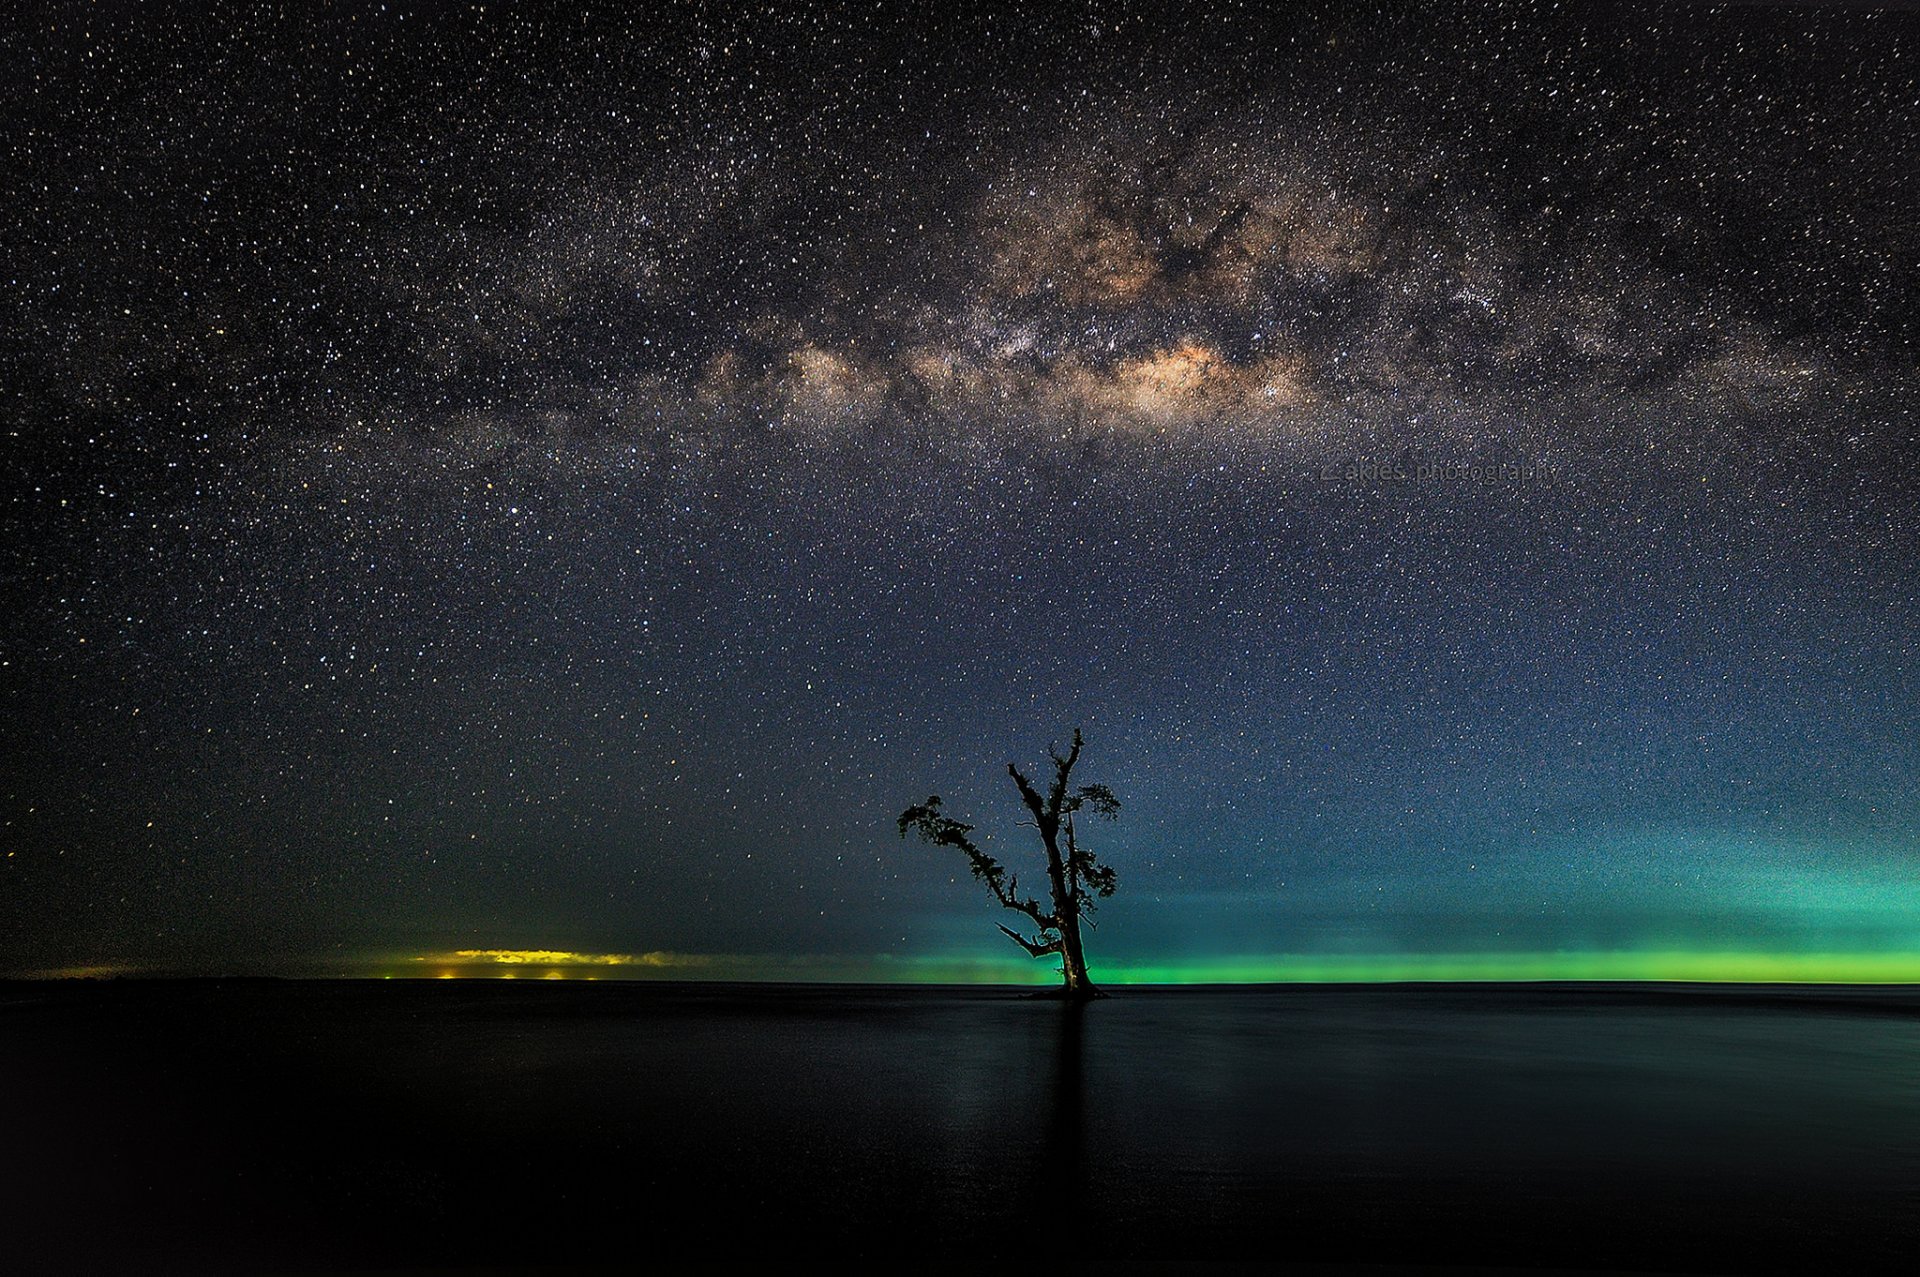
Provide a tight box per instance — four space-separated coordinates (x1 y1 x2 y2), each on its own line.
412 948 697 968
396 948 712 984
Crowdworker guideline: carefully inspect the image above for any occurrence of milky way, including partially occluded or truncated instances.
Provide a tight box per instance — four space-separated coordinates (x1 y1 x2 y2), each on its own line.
3 2 1916 978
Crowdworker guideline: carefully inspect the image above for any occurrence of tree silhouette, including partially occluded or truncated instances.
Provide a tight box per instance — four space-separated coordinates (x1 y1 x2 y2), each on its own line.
898 728 1120 998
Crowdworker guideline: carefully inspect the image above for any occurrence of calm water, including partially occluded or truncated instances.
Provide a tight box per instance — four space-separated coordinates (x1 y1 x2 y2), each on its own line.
5 980 1919 1271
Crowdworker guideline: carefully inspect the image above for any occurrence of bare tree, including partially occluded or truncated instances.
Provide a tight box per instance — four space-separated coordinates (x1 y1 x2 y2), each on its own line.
898 728 1120 998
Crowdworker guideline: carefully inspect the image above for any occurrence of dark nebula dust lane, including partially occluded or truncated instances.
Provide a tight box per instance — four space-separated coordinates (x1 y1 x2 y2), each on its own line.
2 2 1916 979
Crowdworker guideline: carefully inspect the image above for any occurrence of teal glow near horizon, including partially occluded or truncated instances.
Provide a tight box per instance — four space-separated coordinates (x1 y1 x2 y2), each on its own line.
17 826 1920 983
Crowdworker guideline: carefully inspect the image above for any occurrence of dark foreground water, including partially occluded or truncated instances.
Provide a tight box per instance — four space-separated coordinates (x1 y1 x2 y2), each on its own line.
5 981 1920 1273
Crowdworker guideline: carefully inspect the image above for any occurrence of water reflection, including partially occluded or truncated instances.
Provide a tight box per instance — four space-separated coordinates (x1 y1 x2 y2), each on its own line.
12 981 1920 1270
1034 1000 1088 1223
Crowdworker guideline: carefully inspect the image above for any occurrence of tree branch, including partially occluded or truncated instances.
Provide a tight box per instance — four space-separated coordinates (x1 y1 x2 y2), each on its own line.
1045 728 1084 822
988 872 1056 929
1007 761 1049 830
1072 782 1121 819
900 795 1056 928
1064 811 1079 901
996 924 1063 957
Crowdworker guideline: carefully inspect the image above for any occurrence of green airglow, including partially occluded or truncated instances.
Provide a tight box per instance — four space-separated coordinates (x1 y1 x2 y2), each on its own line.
1075 951 1920 985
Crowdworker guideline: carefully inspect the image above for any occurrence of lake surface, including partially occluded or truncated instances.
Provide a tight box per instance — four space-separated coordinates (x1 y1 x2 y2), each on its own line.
5 980 1919 1271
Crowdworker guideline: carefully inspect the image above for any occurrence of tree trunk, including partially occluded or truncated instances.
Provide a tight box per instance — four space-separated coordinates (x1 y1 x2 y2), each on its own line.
1059 906 1096 997
1004 736 1107 999
1041 825 1098 998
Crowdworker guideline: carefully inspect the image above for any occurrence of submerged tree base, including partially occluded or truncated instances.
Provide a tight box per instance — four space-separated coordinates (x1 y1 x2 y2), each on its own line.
1027 984 1109 1001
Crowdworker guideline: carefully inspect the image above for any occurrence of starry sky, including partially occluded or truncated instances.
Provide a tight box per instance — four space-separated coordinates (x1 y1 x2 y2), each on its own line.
3 1 1917 981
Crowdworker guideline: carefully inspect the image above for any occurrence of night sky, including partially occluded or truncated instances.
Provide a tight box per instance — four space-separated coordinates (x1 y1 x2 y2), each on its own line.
3 1 1917 981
